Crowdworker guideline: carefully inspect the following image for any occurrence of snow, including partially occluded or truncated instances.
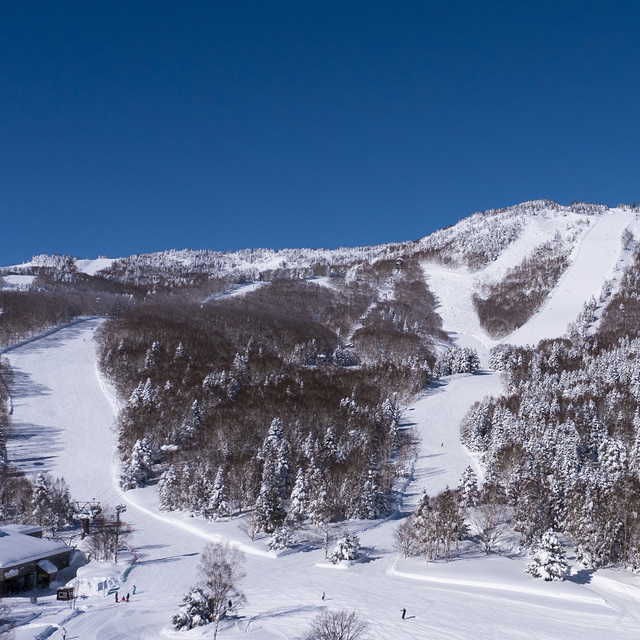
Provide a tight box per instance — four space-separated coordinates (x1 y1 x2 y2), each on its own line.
5 317 121 505
400 373 503 501
1 275 36 290
424 209 635 353
74 258 116 276
5 210 640 638
203 281 267 303
0 528 69 569
507 209 634 346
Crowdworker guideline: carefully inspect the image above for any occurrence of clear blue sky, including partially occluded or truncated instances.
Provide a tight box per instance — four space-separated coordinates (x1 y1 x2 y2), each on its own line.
2 1 639 265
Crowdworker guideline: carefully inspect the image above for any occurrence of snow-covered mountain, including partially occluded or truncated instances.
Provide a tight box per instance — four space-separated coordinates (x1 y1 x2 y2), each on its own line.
3 200 640 640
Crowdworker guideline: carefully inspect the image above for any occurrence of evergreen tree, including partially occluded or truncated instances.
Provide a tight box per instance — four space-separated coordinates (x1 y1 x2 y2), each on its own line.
31 473 54 530
329 531 361 564
172 587 213 630
158 464 179 511
459 466 479 507
268 523 294 551
206 466 230 520
258 418 291 499
357 468 389 519
254 456 286 533
120 437 153 490
306 458 330 525
525 530 569 581
288 467 309 522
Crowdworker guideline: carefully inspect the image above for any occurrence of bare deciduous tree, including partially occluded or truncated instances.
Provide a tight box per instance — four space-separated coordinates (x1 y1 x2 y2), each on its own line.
303 609 370 640
238 511 260 541
392 517 419 558
469 502 510 555
84 506 130 562
198 540 246 640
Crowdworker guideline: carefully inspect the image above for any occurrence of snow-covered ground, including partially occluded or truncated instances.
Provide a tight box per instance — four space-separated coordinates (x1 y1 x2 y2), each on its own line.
5 210 640 638
203 281 267 303
0 275 36 290
74 258 116 276
424 209 635 355
5 330 640 637
507 209 634 346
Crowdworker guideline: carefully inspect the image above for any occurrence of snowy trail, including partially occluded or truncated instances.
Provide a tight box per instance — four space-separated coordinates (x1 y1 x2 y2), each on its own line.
400 372 503 510
6 296 640 637
5 317 121 505
507 209 634 346
424 209 634 353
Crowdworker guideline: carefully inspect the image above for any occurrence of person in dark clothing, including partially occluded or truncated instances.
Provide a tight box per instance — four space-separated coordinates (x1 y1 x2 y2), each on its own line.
126 593 130 602
401 608 407 619
322 591 325 600
115 591 118 603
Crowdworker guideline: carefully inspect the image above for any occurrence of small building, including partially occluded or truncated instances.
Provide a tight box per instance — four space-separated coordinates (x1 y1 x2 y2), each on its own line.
0 525 71 595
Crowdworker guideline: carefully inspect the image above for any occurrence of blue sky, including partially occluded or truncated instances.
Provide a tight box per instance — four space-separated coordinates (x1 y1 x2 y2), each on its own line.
1 1 639 265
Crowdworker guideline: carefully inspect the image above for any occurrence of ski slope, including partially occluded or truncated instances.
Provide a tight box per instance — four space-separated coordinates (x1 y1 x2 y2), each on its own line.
5 327 640 637
425 208 635 352
5 210 640 638
507 209 634 346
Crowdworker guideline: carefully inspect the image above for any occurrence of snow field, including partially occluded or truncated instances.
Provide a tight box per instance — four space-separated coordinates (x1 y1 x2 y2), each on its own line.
6 322 640 639
424 208 635 352
507 209 634 346
6 207 640 639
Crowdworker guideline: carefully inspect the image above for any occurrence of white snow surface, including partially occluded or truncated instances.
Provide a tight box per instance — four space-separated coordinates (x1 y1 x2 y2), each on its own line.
425 208 635 354
1 275 36 290
507 209 634 346
5 210 640 638
74 258 117 276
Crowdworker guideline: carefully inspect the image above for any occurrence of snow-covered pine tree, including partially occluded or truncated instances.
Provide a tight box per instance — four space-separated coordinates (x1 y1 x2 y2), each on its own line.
206 466 230 520
357 468 389 519
267 523 294 551
120 437 153 490
258 418 292 499
525 530 569 581
31 473 54 530
172 587 213 630
254 456 287 533
288 467 308 523
158 464 179 511
329 531 361 564
459 466 479 507
180 399 204 442
306 458 330 525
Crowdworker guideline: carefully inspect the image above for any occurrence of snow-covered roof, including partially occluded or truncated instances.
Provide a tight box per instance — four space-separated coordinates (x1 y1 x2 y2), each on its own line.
37 559 58 575
0 524 42 536
0 526 70 569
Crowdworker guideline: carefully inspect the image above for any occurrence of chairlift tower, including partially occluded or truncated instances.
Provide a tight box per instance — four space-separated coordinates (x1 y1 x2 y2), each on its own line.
114 504 127 563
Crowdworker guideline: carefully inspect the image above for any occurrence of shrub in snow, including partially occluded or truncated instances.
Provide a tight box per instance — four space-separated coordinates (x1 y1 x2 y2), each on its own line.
268 524 294 551
172 587 213 630
329 532 360 564
525 530 569 581
303 609 370 640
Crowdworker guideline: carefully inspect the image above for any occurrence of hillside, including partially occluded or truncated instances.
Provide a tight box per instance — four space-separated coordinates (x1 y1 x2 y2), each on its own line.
3 200 640 639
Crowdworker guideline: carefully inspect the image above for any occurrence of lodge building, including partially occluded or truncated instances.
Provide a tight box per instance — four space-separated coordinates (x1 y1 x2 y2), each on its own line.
0 525 71 595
